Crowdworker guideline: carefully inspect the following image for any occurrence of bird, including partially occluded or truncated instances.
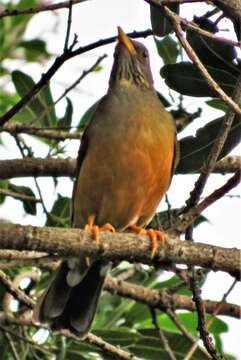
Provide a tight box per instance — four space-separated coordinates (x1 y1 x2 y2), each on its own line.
34 27 178 338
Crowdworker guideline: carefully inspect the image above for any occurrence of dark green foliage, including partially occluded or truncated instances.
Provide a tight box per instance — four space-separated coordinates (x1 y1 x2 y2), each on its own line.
178 115 241 173
150 4 180 37
161 62 237 97
154 35 179 65
46 194 71 227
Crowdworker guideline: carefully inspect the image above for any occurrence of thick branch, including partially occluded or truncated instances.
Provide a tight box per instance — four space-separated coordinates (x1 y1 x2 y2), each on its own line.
0 223 240 277
104 277 241 318
0 156 240 180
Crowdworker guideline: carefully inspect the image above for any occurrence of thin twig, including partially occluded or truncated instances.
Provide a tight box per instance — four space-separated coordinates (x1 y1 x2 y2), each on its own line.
171 170 241 234
0 270 34 308
189 270 224 360
184 279 238 360
166 308 211 359
1 330 20 360
64 0 73 52
150 307 177 360
0 188 39 203
0 0 88 18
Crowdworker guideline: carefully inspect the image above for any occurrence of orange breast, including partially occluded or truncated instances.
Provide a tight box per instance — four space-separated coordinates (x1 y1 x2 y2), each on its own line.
72 91 176 230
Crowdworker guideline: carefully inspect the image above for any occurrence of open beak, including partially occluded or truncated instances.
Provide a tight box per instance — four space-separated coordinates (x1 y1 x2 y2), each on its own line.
117 26 136 55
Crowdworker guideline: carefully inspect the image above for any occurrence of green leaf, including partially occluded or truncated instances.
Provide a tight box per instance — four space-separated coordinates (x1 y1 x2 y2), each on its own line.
206 99 228 112
18 38 51 61
58 98 73 129
161 62 237 97
152 313 228 335
78 98 101 129
95 328 208 360
177 115 241 173
8 183 37 215
135 329 207 360
154 35 179 64
186 17 238 75
46 194 71 227
150 4 180 37
12 70 57 127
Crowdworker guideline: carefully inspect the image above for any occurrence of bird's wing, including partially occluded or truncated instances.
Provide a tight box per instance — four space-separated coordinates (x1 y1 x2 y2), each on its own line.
169 135 180 187
71 129 89 225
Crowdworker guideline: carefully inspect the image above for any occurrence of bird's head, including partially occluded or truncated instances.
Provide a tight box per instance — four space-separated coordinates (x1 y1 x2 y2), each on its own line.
109 27 154 90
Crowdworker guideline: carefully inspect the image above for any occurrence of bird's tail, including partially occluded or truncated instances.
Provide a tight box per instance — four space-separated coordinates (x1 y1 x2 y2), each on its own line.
34 259 109 338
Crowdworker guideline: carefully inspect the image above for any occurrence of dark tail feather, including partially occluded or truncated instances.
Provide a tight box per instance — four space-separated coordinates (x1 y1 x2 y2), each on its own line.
34 260 109 338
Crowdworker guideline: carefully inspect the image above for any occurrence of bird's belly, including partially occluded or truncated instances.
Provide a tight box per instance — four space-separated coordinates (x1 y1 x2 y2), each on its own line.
73 121 174 230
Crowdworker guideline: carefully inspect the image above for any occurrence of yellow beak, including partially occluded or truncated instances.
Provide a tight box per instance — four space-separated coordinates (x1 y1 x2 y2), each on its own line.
117 26 136 55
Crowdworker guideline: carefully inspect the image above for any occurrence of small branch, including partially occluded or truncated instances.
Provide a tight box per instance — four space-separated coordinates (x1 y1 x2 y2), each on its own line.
0 188 39 203
86 333 141 360
150 308 177 360
172 170 241 234
1 329 20 360
63 0 73 52
0 0 88 18
189 271 223 360
166 308 211 359
0 270 34 308
1 124 81 140
184 279 238 360
5 314 141 360
194 170 240 214
0 223 240 277
0 324 52 355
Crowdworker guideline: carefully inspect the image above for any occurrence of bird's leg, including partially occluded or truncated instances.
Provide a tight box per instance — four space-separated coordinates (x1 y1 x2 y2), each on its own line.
84 215 115 243
128 225 164 258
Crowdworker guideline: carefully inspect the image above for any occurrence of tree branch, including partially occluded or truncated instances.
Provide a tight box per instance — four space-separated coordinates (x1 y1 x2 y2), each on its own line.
0 0 88 18
0 223 240 277
104 277 241 318
4 313 141 360
0 156 240 180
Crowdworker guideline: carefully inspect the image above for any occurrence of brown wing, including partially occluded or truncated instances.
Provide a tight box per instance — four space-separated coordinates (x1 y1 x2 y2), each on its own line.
168 135 180 187
71 131 89 225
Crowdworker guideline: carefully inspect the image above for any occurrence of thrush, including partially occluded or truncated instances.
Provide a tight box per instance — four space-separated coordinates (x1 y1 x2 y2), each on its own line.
34 27 178 338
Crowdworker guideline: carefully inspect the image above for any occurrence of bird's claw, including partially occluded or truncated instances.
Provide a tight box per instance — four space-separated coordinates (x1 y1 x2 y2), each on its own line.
84 216 115 243
128 225 164 258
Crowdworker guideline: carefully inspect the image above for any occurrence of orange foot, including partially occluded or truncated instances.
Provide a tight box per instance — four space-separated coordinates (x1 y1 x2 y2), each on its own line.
128 225 165 258
84 215 115 243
